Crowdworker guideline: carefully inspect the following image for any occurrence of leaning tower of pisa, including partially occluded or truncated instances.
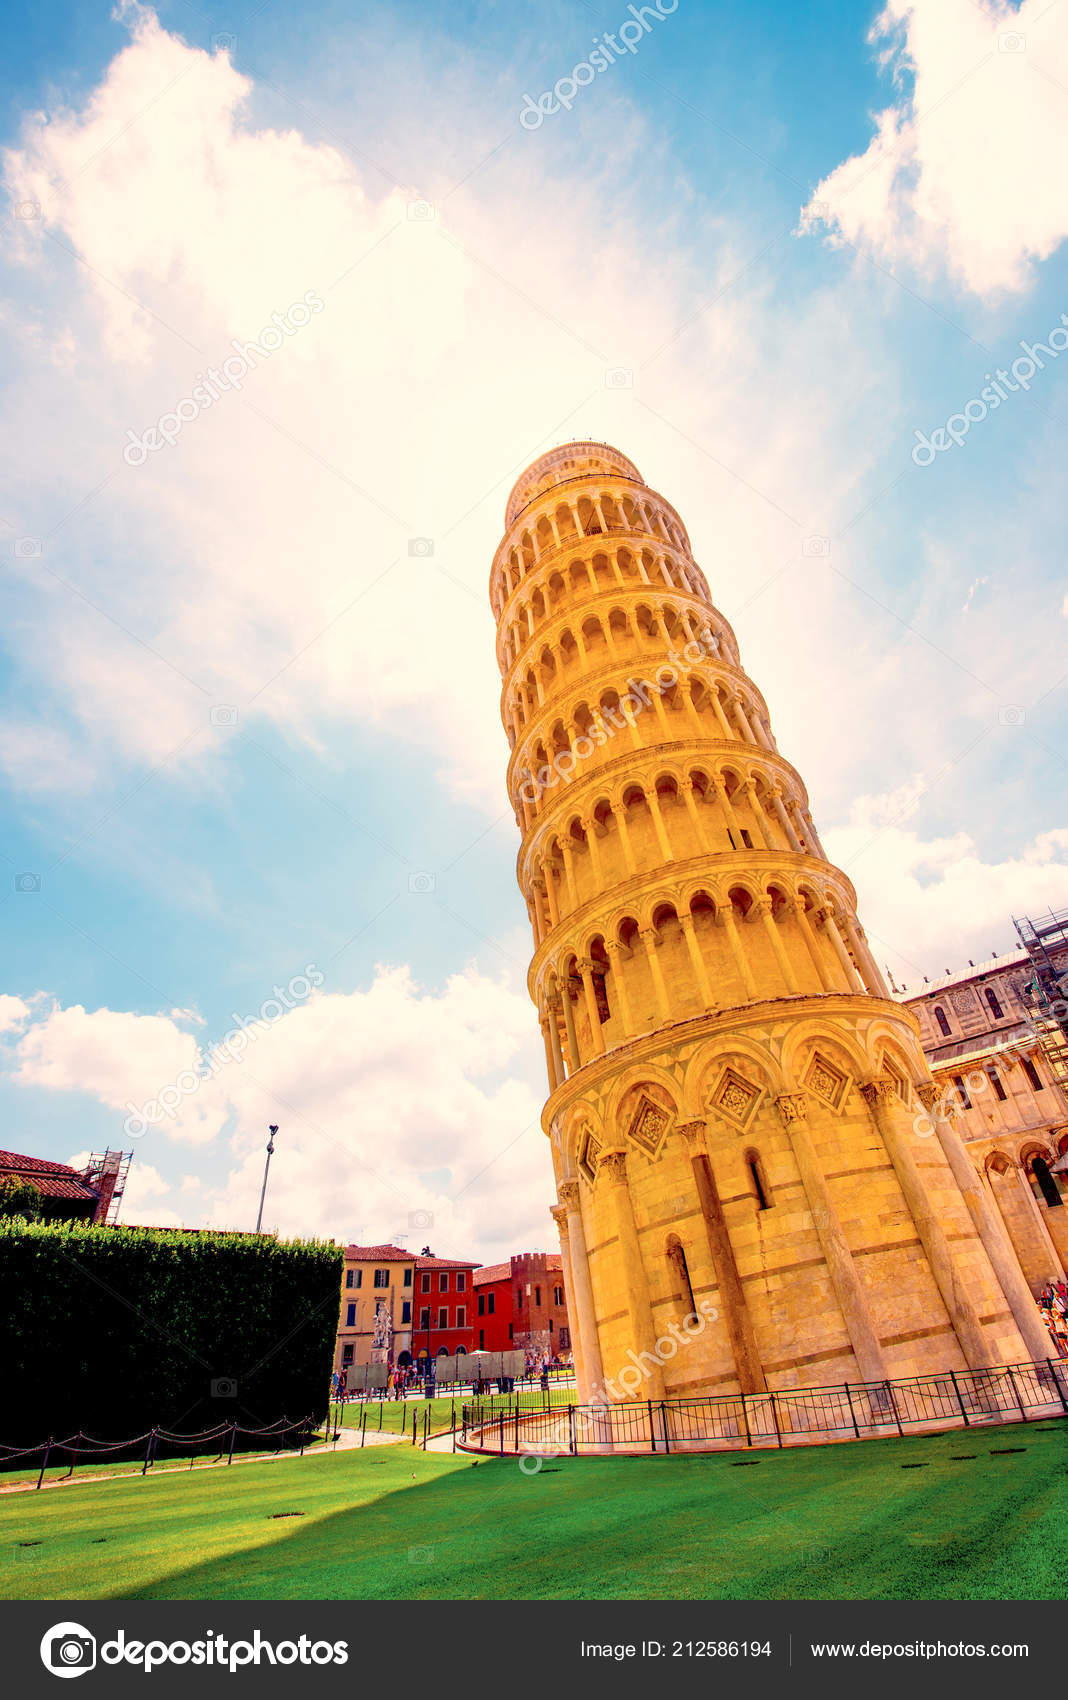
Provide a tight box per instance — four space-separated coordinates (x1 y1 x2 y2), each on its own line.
490 441 1048 1405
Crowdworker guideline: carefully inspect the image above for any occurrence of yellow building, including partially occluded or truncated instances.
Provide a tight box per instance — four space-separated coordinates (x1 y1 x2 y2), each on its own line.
333 1243 414 1376
490 441 1051 1408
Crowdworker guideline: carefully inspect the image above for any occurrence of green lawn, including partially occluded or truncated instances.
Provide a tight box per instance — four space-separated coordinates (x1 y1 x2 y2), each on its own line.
334 1388 574 1438
2 1422 1066 1601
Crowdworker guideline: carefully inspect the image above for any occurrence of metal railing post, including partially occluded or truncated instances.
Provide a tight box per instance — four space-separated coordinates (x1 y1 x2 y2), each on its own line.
568 1404 576 1456
844 1384 860 1439
770 1393 783 1447
142 1428 156 1475
36 1439 52 1490
66 1431 81 1480
741 1394 752 1448
660 1401 670 1454
1006 1365 1029 1421
949 1369 970 1426
1050 1359 1068 1413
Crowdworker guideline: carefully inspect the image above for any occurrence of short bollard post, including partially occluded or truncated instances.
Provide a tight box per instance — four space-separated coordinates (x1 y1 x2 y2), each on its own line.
66 1431 81 1480
227 1422 237 1465
36 1439 53 1491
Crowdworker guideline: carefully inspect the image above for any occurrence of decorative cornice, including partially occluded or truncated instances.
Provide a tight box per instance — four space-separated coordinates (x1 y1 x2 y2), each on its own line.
860 1076 897 1110
676 1118 708 1148
549 1204 568 1230
558 1181 581 1210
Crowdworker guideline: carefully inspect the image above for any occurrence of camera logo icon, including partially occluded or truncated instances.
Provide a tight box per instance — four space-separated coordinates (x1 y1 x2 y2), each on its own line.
408 1208 434 1229
14 201 41 221
407 199 435 221
999 31 1025 52
407 1545 435 1565
209 705 239 727
408 872 436 894
802 535 830 557
41 1623 96 1678
14 538 42 558
997 704 1026 726
604 367 634 389
408 537 434 557
211 1376 238 1398
211 32 237 52
14 872 40 893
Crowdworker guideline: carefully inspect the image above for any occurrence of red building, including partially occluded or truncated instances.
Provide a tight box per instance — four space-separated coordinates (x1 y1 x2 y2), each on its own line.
0 1148 130 1224
413 1254 479 1365
472 1252 570 1361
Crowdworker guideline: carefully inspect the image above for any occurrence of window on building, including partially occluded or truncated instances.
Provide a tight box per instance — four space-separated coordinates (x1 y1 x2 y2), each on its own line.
439 1272 449 1292
553 1286 563 1306
479 1329 485 1349
535 1286 541 1307
419 1307 430 1329
421 1273 431 1293
456 1272 466 1292
1031 1156 1063 1209
516 1287 523 1308
342 1344 354 1365
745 1150 772 1211
456 1306 466 1327
934 1005 951 1037
345 1303 356 1326
740 829 753 849
401 1301 411 1324
987 1066 1008 1102
373 1268 389 1288
345 1269 354 1289
953 1074 971 1110
1022 1057 1044 1092
985 986 1004 1020
666 1236 697 1320
487 1293 495 1315
508 1323 513 1341
403 1268 412 1287
549 1319 554 1334
478 1294 485 1315
437 1306 448 1329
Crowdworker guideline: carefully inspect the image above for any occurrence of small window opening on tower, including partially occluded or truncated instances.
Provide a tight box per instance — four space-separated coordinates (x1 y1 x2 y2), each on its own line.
745 1151 771 1211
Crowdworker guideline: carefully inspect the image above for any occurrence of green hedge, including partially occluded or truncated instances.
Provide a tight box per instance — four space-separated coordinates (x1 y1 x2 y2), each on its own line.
0 1219 342 1445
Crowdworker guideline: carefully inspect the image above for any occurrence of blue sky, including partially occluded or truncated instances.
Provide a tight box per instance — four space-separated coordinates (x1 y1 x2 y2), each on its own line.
0 0 1064 1256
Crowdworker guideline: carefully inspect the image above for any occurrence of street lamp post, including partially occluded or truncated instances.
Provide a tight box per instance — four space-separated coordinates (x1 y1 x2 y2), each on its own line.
255 1125 279 1234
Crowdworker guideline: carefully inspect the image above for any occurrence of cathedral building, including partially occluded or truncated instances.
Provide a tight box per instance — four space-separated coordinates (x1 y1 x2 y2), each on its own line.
490 441 1052 1407
900 944 1068 1291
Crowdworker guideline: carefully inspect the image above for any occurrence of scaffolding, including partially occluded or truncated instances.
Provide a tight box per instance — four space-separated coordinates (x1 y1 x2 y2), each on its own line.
82 1149 132 1225
1012 907 1068 1096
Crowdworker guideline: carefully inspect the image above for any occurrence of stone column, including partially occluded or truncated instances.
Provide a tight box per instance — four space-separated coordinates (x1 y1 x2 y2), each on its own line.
711 775 744 848
613 805 638 876
605 939 636 1036
917 1085 1057 1360
544 993 566 1085
596 1148 665 1398
559 839 578 908
564 979 578 1067
639 927 672 1023
1013 1160 1065 1283
820 909 865 994
679 912 716 1009
776 1093 889 1381
539 1013 560 1093
719 903 758 1000
802 811 828 859
680 778 711 850
542 861 561 927
791 900 837 991
580 816 604 886
577 960 606 1056
755 897 801 995
557 1182 603 1404
843 917 889 999
681 1121 767 1393
770 788 803 853
645 788 674 861
861 1078 991 1369
710 691 735 742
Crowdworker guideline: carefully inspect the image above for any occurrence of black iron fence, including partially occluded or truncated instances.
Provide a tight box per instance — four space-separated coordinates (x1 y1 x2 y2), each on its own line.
460 1359 1068 1456
2 1414 320 1488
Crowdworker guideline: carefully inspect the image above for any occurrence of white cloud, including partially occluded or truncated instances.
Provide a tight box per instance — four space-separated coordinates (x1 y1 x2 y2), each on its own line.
4 963 552 1256
826 789 1068 983
801 0 1068 296
0 995 31 1034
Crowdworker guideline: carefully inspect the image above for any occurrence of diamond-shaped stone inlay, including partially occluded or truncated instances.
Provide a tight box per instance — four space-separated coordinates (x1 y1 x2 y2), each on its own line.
578 1129 601 1182
805 1052 848 1109
713 1067 760 1128
627 1095 671 1156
